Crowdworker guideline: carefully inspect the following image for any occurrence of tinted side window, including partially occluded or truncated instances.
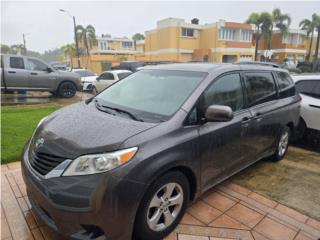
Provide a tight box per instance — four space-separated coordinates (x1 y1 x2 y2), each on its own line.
203 73 244 112
296 80 320 99
10 57 25 69
100 73 114 80
244 72 277 106
275 71 295 98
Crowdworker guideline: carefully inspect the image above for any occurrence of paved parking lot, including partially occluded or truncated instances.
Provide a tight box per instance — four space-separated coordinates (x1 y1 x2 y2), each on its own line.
1 162 320 240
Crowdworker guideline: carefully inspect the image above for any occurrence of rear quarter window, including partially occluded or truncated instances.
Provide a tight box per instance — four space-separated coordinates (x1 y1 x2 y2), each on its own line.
274 71 295 98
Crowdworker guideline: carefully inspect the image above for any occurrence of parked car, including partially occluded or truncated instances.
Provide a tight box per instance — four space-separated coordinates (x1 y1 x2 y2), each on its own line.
22 63 300 240
50 62 68 71
112 61 143 72
92 70 132 94
291 74 320 138
1 54 82 98
297 61 320 73
72 68 97 91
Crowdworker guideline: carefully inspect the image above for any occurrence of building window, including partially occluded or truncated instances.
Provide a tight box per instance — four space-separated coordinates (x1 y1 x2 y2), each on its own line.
182 28 195 37
122 41 133 48
240 30 252 42
219 27 236 41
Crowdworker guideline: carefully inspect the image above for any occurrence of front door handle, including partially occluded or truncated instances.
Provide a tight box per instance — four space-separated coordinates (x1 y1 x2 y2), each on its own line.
242 116 251 123
30 72 38 75
8 71 16 74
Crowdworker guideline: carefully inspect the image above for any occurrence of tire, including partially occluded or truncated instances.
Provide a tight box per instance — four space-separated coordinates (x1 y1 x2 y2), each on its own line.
134 171 190 240
271 126 290 161
92 86 98 96
296 118 307 141
58 81 77 98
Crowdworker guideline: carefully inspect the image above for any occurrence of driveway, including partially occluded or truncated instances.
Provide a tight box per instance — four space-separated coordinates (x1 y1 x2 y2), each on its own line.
1 158 320 240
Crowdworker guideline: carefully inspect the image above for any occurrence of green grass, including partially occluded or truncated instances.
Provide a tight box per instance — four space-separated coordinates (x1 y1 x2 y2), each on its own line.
1 106 59 163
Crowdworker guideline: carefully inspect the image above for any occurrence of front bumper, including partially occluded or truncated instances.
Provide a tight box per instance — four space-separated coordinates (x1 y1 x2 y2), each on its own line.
21 144 147 240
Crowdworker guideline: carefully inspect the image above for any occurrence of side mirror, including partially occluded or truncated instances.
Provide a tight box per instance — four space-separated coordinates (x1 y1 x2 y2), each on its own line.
96 77 100 81
46 67 53 73
205 105 233 122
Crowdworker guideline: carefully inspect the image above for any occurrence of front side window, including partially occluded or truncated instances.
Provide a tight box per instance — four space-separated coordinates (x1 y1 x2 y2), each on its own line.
99 73 114 80
97 70 207 121
296 80 320 99
203 73 244 112
10 57 25 69
244 72 277 106
26 58 48 71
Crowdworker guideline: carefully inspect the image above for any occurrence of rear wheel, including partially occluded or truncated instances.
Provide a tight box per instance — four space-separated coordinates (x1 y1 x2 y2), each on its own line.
272 126 290 161
58 81 76 98
134 171 189 240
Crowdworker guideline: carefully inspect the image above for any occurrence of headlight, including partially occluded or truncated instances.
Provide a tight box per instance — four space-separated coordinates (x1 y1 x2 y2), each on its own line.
63 147 138 176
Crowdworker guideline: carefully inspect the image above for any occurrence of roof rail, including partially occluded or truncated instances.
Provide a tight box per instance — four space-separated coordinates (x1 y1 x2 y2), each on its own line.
234 61 282 68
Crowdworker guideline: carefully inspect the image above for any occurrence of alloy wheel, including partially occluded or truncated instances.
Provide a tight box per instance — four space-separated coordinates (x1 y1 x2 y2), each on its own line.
278 131 289 157
147 182 183 232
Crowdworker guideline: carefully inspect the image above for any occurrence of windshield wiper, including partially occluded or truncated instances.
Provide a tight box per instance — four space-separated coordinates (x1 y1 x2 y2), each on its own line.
102 105 144 122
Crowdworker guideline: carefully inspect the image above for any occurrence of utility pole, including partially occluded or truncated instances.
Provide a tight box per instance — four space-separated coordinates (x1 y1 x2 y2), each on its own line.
60 9 81 68
22 33 28 55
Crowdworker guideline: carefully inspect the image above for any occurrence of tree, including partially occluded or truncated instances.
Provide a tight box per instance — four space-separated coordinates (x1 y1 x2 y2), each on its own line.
132 33 145 51
76 25 97 56
300 17 316 62
312 13 320 71
61 44 76 68
132 33 145 41
246 12 272 61
1 44 11 54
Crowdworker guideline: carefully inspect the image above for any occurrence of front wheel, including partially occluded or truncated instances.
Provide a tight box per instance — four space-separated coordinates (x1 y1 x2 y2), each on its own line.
58 81 77 98
272 126 290 161
134 171 190 240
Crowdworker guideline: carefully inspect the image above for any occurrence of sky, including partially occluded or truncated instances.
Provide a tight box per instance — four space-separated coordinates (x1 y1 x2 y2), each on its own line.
1 1 320 53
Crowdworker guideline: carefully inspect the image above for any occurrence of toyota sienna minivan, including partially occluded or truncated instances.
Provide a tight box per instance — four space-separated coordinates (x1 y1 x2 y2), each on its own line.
22 63 300 240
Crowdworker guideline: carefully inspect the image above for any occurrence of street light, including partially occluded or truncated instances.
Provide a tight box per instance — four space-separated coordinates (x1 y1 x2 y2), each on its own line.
22 33 30 55
59 9 81 68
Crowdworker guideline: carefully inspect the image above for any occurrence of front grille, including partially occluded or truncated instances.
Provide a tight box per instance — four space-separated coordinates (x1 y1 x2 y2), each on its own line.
29 151 66 176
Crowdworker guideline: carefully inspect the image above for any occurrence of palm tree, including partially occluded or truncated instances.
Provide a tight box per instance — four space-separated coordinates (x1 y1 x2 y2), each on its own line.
246 12 272 61
61 44 76 68
132 33 145 51
76 25 97 56
300 18 315 62
312 13 320 71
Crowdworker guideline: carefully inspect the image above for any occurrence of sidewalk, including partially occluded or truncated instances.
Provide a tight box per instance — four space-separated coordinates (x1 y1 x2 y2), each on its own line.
1 162 320 240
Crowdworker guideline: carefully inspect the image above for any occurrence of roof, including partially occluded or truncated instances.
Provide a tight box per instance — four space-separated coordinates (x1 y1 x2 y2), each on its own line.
102 69 132 74
291 74 320 82
142 63 288 73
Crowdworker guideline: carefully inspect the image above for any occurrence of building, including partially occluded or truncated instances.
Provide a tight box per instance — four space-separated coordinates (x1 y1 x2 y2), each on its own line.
135 18 255 63
72 35 138 73
258 29 307 63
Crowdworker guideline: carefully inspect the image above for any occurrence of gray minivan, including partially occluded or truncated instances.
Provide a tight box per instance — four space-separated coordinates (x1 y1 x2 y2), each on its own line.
22 63 300 240
1 54 82 98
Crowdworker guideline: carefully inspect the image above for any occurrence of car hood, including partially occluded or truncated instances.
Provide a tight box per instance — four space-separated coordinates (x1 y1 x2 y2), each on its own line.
81 76 97 82
31 102 157 159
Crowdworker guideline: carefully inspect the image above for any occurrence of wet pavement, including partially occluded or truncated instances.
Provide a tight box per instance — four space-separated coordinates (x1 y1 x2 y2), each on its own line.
1 91 93 106
232 146 320 221
2 161 320 240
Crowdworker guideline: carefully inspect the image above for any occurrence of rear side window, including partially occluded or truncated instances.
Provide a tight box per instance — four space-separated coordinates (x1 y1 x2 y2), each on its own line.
203 73 244 112
10 57 25 69
244 72 277 106
296 80 320 99
99 73 114 80
275 71 295 98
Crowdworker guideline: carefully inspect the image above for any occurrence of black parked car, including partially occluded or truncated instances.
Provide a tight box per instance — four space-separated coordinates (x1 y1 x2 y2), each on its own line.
22 63 300 240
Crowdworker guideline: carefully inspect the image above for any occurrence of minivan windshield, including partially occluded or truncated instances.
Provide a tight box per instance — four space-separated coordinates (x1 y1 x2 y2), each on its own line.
96 69 207 122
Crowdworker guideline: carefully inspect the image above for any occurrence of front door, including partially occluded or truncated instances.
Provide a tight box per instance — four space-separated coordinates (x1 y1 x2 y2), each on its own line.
198 73 256 191
26 58 56 89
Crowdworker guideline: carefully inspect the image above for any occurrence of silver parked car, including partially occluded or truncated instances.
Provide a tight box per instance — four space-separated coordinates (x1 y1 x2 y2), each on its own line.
1 54 82 98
